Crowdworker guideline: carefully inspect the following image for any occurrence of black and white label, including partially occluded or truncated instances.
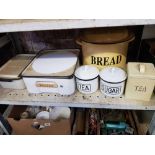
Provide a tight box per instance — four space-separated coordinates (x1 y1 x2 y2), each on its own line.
100 81 123 96
104 85 121 95
77 83 91 92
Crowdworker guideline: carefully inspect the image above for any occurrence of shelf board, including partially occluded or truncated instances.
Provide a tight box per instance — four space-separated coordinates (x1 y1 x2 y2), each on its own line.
0 19 155 33
0 88 155 110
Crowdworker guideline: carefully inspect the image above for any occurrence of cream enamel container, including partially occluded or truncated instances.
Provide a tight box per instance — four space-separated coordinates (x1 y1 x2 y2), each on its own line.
125 62 155 101
76 28 134 70
75 65 99 94
99 67 127 97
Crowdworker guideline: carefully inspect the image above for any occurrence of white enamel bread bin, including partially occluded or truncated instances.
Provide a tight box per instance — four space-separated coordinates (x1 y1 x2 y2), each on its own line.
0 54 35 89
22 49 79 95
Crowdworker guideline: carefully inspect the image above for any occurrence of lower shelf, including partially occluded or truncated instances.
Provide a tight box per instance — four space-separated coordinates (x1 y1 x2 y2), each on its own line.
0 88 155 110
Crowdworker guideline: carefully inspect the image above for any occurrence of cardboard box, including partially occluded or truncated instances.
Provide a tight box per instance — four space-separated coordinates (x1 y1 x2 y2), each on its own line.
7 106 72 135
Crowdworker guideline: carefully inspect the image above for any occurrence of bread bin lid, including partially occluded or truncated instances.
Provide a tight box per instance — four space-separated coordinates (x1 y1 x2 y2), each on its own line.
127 62 155 79
32 51 77 74
75 65 99 80
22 49 79 78
99 67 127 83
80 27 134 44
0 54 35 80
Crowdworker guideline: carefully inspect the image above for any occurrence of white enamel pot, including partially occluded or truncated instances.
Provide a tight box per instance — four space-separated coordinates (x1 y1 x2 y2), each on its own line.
75 65 99 94
99 67 127 97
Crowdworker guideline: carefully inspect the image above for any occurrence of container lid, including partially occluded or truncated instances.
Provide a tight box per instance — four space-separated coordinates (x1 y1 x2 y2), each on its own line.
99 67 127 83
32 51 77 74
79 27 134 44
0 54 35 80
75 65 99 80
22 49 79 78
127 62 155 79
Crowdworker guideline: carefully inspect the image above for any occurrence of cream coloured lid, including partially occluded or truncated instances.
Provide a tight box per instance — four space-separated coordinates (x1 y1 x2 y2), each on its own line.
127 62 155 79
75 65 99 80
80 27 134 44
99 67 127 83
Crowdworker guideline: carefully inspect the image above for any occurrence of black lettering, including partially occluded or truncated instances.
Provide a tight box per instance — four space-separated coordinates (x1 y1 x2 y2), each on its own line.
135 86 139 91
109 57 115 65
135 85 146 92
85 85 90 91
91 56 96 64
139 86 143 91
115 88 119 94
109 88 113 94
97 57 103 65
82 85 85 90
78 83 91 92
116 55 122 64
104 57 109 66
104 86 121 95
108 88 112 94
144 86 146 92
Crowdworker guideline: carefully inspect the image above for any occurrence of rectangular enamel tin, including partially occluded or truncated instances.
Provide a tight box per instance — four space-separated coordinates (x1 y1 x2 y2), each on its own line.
0 54 35 89
22 49 79 95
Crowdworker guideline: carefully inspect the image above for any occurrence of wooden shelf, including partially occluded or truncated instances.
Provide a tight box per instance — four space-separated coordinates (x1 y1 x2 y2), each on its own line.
0 88 155 110
0 19 155 33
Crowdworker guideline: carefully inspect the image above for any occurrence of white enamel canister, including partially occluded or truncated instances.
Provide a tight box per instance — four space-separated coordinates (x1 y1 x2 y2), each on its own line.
75 65 99 94
99 67 127 97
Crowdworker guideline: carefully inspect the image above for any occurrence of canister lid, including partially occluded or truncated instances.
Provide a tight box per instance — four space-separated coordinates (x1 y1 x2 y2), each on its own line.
75 65 99 80
99 67 127 83
79 27 134 44
127 62 155 79
22 49 80 78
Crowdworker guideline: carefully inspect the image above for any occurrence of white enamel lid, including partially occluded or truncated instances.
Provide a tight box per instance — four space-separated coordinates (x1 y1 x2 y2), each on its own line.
99 67 127 83
75 65 99 80
32 51 77 74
